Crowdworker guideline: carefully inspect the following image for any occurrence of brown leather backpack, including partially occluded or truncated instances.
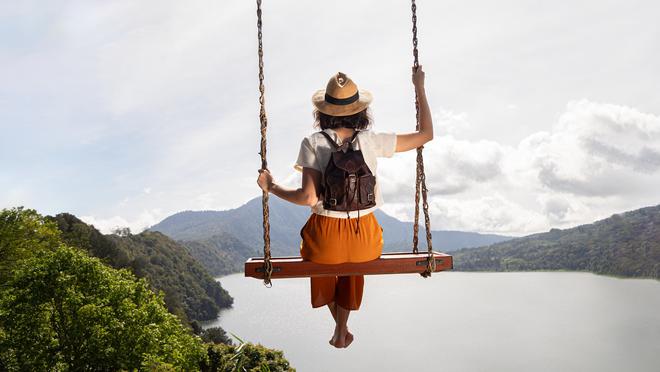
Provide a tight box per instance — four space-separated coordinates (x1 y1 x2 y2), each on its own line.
319 131 377 214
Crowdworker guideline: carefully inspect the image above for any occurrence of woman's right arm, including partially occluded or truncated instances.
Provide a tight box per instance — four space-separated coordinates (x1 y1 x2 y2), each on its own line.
257 167 321 207
395 65 434 152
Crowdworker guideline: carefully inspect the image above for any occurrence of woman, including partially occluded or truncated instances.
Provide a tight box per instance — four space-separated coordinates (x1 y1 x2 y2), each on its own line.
257 66 433 348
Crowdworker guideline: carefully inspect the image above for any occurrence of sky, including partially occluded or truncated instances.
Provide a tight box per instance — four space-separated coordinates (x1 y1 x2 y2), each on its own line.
1 0 659 236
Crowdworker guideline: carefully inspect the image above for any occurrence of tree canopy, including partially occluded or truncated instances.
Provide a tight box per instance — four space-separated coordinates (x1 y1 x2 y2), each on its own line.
51 213 233 323
0 207 294 371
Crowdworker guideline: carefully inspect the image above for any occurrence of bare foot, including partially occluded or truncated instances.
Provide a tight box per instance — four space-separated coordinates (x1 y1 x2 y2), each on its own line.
329 329 354 348
343 331 354 348
330 326 348 348
329 332 337 346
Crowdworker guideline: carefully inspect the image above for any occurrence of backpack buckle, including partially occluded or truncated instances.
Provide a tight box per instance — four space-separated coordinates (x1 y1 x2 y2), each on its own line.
367 193 374 202
328 198 337 206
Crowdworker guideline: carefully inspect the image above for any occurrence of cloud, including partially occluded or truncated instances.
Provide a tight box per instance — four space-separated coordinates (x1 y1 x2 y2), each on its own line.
380 134 504 201
380 100 660 235
81 209 163 234
528 100 660 196
539 195 572 223
429 194 547 235
583 139 660 173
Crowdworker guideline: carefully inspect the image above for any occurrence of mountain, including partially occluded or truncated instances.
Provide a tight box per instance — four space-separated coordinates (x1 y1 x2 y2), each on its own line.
180 232 250 276
151 197 313 256
452 205 660 279
373 208 513 252
50 213 233 323
150 197 511 276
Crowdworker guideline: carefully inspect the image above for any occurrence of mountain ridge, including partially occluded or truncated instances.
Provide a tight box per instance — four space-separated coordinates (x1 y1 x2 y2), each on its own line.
452 204 660 279
150 196 512 276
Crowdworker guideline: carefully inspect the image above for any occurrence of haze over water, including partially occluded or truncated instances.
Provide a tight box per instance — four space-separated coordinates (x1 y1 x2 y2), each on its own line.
205 272 660 372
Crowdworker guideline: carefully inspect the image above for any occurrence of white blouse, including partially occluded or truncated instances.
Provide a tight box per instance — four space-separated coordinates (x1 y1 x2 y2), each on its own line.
294 128 397 218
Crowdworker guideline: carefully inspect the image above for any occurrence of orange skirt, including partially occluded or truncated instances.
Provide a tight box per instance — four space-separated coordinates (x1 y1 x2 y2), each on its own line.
300 212 383 264
300 212 383 310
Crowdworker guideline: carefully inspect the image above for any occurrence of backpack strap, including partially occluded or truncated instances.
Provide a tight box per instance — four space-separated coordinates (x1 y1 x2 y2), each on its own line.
348 130 360 144
319 131 339 149
319 130 360 149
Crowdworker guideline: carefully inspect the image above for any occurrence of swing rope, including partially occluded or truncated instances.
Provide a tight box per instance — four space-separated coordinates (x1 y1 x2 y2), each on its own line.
256 0 273 286
255 0 435 283
410 0 435 277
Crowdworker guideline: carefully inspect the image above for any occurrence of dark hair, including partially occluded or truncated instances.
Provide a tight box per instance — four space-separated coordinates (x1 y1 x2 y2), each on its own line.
313 108 372 130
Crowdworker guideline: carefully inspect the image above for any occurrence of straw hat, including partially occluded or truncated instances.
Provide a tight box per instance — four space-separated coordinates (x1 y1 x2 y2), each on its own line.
312 72 373 116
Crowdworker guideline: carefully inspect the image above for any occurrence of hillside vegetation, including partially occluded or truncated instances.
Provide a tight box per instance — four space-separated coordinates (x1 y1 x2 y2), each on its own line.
51 213 233 322
0 207 294 371
453 205 660 279
181 232 252 276
0 208 293 372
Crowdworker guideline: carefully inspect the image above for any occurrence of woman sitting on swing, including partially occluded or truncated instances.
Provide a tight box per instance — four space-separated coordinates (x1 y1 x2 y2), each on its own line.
257 66 433 348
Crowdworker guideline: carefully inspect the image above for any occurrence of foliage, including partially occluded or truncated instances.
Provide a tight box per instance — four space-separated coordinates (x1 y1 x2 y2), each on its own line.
110 231 234 321
113 226 132 237
453 205 660 279
0 207 294 371
52 213 233 322
0 245 206 370
51 213 133 268
200 335 294 372
181 234 248 277
0 207 61 282
200 326 233 345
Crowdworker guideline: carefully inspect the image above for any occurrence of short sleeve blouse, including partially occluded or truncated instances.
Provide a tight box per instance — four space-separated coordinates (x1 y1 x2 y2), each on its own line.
294 128 397 218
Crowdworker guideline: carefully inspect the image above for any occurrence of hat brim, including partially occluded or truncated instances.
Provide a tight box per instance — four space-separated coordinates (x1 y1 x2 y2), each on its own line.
312 89 373 116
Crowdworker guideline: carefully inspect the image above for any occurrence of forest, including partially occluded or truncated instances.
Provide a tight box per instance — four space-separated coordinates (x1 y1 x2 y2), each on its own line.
0 207 294 371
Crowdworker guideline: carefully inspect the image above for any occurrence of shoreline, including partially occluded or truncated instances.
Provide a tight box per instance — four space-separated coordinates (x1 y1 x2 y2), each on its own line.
214 269 660 282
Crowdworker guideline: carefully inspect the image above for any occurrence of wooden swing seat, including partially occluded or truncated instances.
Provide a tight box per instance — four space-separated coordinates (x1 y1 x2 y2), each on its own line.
245 251 453 279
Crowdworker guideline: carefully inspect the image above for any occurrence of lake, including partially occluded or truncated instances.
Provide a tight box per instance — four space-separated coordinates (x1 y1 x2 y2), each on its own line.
204 272 660 372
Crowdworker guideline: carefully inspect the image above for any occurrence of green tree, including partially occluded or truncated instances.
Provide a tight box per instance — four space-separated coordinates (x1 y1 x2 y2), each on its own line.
0 207 60 282
201 339 294 372
200 326 233 345
0 245 206 370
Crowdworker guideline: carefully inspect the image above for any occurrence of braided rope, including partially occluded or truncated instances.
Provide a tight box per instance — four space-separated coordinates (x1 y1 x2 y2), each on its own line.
411 0 435 277
256 0 273 286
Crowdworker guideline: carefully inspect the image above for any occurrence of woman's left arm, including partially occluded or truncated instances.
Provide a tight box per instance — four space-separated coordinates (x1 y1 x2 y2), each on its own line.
395 65 434 153
257 167 321 207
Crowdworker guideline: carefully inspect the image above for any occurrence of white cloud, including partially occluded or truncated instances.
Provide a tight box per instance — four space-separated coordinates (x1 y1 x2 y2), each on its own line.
526 100 660 196
428 194 547 234
380 134 504 200
81 209 164 234
381 100 660 235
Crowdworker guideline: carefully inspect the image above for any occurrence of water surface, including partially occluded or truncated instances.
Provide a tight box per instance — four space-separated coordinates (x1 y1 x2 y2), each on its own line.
206 272 660 372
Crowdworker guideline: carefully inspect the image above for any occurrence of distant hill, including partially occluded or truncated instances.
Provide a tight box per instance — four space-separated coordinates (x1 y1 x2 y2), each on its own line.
51 213 233 323
150 197 511 276
452 205 660 279
180 232 250 276
373 208 512 253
